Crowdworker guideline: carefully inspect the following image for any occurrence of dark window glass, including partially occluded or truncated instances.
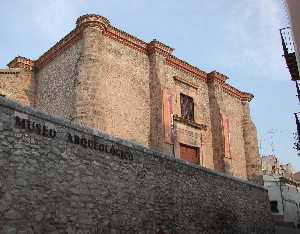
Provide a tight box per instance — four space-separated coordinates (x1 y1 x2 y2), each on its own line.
180 94 194 121
270 201 279 213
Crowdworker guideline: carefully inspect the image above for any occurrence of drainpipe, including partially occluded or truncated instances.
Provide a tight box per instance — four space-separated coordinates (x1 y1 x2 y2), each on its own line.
279 178 285 216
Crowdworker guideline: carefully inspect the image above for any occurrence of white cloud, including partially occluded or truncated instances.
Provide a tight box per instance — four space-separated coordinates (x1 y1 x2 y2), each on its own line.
215 0 291 81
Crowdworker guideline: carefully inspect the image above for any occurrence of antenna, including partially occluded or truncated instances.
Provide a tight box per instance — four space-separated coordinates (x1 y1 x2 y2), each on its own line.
259 139 262 154
259 137 265 156
266 129 277 155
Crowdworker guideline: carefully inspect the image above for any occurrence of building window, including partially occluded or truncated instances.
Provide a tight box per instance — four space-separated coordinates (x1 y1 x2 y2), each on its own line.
270 201 279 213
180 93 194 122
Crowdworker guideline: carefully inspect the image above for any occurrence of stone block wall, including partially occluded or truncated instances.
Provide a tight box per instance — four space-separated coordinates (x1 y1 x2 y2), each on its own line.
0 97 274 233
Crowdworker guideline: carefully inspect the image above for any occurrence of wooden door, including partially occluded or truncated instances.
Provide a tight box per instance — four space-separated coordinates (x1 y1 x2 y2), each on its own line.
180 144 198 164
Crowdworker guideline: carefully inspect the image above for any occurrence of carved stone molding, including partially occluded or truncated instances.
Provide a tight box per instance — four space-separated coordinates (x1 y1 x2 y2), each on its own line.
35 29 82 70
173 114 207 131
105 26 148 54
166 55 207 82
173 75 199 90
147 39 174 56
9 14 254 104
76 14 111 31
0 68 21 74
207 71 254 102
207 70 228 83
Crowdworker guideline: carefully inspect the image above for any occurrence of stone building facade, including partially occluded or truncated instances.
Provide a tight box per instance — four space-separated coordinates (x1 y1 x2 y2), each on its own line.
0 14 261 182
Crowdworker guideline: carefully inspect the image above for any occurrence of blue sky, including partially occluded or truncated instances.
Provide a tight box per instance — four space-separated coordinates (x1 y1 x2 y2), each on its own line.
1 0 299 171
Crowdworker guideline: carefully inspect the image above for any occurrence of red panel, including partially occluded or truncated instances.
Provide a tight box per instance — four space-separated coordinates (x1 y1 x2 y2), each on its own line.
180 144 198 164
163 90 175 144
221 114 231 158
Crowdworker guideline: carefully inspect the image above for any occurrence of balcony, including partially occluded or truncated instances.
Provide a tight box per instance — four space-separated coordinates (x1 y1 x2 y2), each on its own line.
280 27 300 81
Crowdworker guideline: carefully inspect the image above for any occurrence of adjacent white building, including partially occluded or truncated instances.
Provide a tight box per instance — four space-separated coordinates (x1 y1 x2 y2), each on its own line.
262 155 300 228
264 175 300 227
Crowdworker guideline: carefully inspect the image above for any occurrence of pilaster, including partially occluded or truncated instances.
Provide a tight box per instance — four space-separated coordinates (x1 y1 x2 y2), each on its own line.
207 71 226 172
242 101 262 183
147 40 174 153
73 15 110 127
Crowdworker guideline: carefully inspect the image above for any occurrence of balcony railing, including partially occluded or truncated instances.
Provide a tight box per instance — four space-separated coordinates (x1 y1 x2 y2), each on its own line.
280 27 300 81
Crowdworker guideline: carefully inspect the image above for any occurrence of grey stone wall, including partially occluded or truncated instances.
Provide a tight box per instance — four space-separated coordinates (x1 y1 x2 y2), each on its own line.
0 97 274 234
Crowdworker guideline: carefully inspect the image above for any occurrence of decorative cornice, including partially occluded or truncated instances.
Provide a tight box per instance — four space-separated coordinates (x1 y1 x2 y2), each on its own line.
76 14 110 31
0 68 21 74
220 83 254 102
173 114 207 131
240 92 254 102
207 71 254 102
35 14 150 70
34 15 174 69
173 76 199 90
30 13 209 81
105 26 148 54
207 70 228 83
36 15 112 70
147 39 174 56
166 55 207 82
35 29 82 70
29 13 253 103
7 56 34 71
221 83 246 100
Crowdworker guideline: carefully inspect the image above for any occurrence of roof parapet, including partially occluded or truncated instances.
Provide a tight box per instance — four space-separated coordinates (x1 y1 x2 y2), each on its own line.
240 92 254 102
207 70 229 83
7 56 34 72
76 14 111 31
147 39 174 56
207 70 254 102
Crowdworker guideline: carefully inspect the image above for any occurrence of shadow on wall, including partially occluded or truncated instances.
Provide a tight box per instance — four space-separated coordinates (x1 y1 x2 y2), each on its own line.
209 206 239 234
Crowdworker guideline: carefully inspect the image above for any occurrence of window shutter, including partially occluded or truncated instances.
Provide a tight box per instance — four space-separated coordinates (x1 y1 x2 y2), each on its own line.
221 113 231 158
163 90 175 144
